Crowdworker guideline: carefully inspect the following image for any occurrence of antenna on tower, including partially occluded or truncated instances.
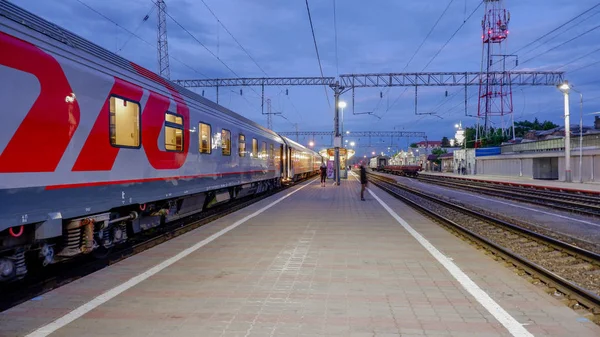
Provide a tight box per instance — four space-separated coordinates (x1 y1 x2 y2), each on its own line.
476 0 513 146
157 0 170 79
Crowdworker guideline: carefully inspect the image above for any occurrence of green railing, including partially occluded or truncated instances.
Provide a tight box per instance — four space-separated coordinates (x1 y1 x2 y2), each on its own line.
501 134 600 153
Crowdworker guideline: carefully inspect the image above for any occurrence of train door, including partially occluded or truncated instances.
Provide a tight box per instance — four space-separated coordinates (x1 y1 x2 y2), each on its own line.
279 144 284 177
288 147 294 180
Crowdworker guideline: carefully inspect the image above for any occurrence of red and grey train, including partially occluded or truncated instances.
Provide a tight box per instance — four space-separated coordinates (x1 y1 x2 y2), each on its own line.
0 2 322 282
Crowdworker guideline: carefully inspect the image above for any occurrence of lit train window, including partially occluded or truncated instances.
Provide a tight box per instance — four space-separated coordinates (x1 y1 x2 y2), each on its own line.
165 112 184 152
222 129 231 156
252 138 258 158
269 144 274 161
109 96 140 148
199 122 211 154
239 134 246 157
261 141 267 160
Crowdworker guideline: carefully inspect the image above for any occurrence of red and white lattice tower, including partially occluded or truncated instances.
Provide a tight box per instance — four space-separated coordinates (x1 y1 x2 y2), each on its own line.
477 0 512 144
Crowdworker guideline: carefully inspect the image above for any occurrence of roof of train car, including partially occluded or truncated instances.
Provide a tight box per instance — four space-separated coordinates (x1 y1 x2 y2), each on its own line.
0 1 281 139
280 136 322 157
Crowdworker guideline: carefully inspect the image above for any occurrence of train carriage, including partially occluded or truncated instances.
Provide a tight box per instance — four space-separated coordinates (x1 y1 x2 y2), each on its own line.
368 156 389 171
0 2 321 282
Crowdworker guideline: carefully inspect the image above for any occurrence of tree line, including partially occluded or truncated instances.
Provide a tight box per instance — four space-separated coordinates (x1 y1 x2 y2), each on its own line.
409 118 559 149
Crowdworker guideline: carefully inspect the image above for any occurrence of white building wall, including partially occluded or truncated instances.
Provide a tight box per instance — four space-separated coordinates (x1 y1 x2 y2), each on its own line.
476 150 600 182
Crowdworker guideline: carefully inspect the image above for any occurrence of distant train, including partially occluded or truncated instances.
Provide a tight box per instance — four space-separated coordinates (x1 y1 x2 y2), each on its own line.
368 156 389 171
0 2 322 282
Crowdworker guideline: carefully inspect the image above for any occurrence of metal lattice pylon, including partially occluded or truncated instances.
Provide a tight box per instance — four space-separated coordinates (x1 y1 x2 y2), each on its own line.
477 0 513 140
157 0 170 79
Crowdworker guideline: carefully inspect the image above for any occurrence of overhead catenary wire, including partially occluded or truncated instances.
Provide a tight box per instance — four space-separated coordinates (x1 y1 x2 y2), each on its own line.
371 0 456 117
381 0 483 120
333 0 339 77
76 0 261 112
118 5 154 53
148 0 265 112
200 0 309 126
305 0 332 110
489 2 600 68
74 0 209 78
512 2 600 57
421 0 483 71
199 0 268 77
520 23 600 66
556 45 600 70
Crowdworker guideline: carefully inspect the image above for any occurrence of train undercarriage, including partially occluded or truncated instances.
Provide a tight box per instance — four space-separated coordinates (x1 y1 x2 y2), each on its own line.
0 178 283 283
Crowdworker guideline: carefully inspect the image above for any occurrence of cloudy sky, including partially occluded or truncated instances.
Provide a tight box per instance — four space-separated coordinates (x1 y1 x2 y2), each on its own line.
9 0 600 155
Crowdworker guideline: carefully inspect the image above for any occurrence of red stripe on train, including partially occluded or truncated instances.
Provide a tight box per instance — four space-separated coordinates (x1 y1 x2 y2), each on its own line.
44 170 276 190
0 31 80 173
131 62 191 170
72 78 144 171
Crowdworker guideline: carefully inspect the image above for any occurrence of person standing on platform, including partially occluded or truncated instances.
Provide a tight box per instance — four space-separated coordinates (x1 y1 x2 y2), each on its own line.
360 164 368 201
320 163 327 187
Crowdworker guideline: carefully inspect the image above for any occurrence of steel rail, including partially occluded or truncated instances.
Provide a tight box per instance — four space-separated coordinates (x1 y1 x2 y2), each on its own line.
368 173 600 316
416 175 600 217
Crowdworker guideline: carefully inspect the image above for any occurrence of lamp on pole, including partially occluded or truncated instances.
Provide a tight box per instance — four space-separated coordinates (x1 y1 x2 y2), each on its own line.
339 101 347 147
557 81 572 182
578 93 583 183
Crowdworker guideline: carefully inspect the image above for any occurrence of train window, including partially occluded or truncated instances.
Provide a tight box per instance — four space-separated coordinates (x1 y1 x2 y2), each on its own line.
222 129 231 156
199 122 211 154
239 134 246 157
261 141 267 160
269 144 274 161
164 112 184 152
252 138 258 158
109 96 141 148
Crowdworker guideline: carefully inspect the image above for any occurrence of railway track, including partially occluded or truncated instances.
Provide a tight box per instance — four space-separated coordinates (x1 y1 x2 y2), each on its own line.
0 176 316 312
416 174 600 217
368 173 600 321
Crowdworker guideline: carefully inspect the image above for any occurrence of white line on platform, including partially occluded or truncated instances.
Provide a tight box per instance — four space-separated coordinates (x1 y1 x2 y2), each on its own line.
350 172 533 337
25 178 317 337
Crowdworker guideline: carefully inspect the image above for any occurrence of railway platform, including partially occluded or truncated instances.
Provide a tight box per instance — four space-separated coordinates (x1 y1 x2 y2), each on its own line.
2 177 599 337
420 171 600 194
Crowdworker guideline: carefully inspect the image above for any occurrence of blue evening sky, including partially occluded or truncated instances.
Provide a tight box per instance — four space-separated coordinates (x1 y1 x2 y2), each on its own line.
10 0 600 156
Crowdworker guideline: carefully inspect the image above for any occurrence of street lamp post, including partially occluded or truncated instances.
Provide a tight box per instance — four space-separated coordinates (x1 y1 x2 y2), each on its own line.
579 93 583 183
335 100 347 186
558 81 572 182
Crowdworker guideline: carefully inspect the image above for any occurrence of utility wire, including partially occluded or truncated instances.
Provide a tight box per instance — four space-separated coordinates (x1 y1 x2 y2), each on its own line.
382 0 483 119
149 0 264 109
421 0 483 71
373 0 456 118
520 23 600 66
118 5 154 53
408 0 455 72
513 3 600 57
568 58 600 74
305 0 332 110
76 0 258 112
199 0 268 76
556 45 600 70
74 0 209 78
200 1 306 124
436 2 600 117
150 0 243 80
333 0 339 77
489 3 600 68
